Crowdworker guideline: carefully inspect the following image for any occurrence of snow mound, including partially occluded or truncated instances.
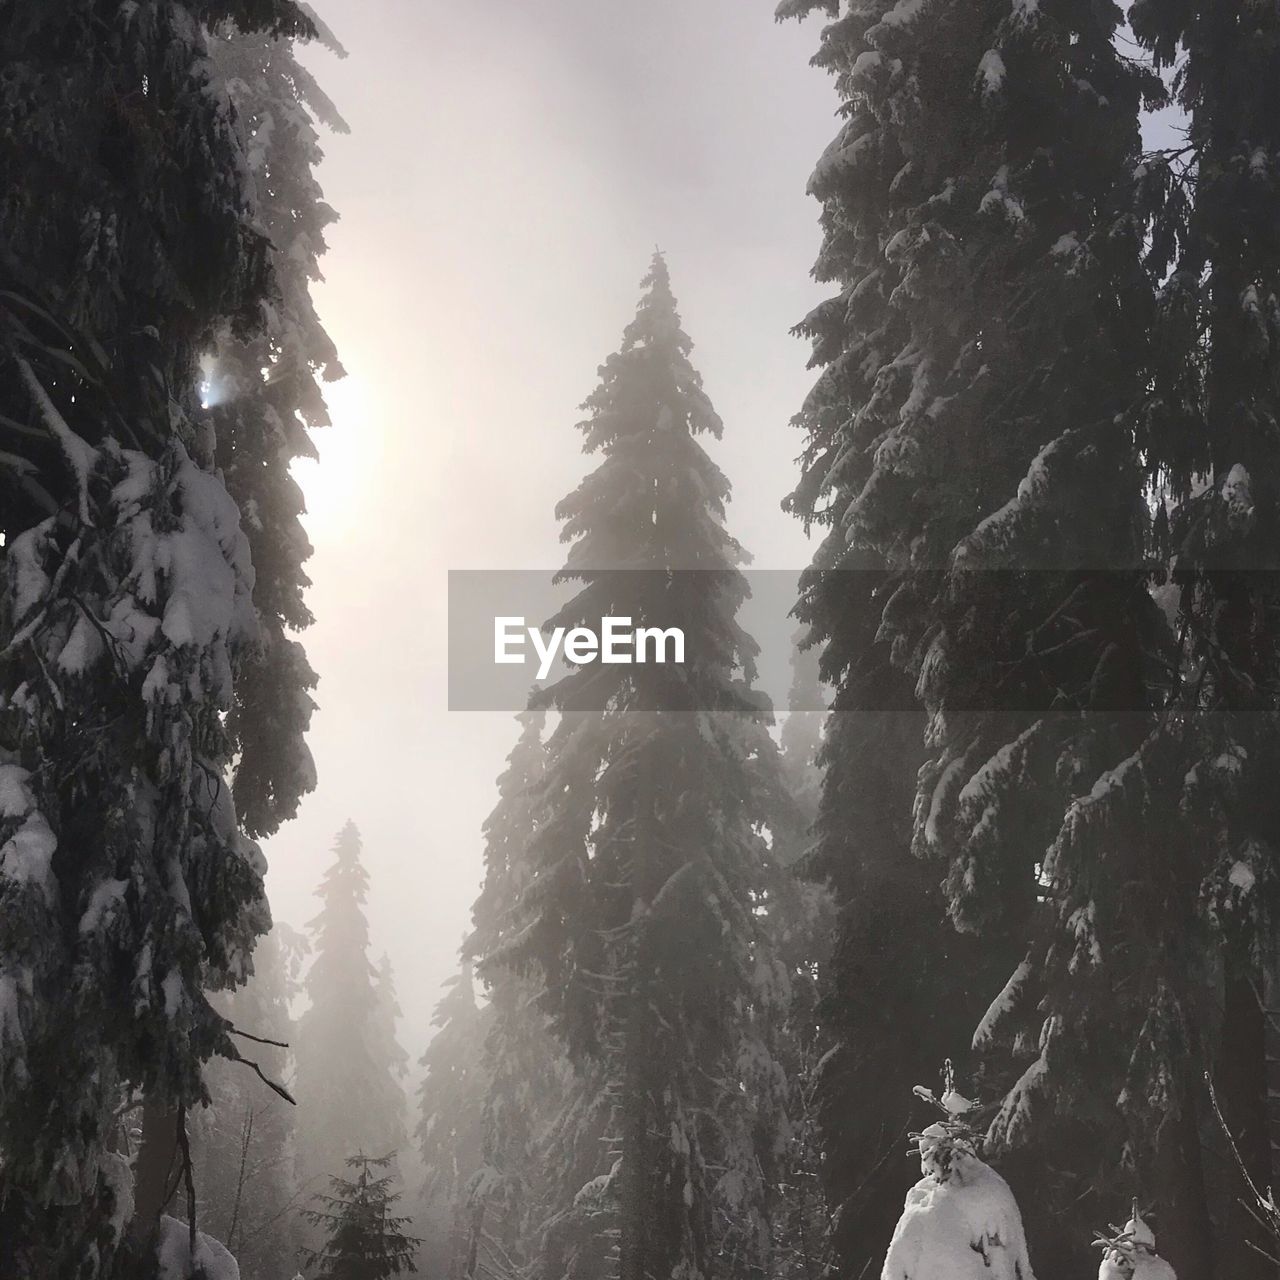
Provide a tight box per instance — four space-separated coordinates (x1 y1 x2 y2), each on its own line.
155 1215 240 1280
881 1129 1035 1280
1100 1257 1176 1280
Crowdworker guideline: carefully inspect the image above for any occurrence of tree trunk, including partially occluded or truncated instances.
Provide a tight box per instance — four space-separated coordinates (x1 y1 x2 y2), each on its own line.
1213 964 1275 1278
619 720 661 1280
1265 947 1280 1212
128 1101 179 1255
1155 1080 1215 1280
462 1198 486 1280
618 1028 651 1280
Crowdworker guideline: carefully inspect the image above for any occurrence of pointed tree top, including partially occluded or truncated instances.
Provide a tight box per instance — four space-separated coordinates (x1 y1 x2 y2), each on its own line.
309 820 371 926
645 247 670 288
623 250 688 357
326 820 365 875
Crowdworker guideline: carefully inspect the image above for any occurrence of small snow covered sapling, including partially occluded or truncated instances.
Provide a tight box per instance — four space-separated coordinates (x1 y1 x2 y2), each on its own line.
908 1059 982 1179
1093 1204 1177 1280
880 1063 1036 1280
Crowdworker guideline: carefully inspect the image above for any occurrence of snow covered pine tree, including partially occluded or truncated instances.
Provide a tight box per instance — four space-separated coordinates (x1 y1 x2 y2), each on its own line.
415 960 492 1280
305 1153 420 1279
960 2 1280 1272
0 0 331 1274
204 6 349 841
779 0 1169 1271
882 1122 1034 1280
881 1076 1035 1280
179 14 349 1272
510 255 792 1280
1094 1205 1177 1280
447 701 576 1280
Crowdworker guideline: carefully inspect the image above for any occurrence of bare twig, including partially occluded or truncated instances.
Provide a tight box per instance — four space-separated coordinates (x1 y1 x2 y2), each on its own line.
228 1026 290 1050
227 1106 254 1253
229 1046 297 1106
1205 1071 1280 1260
177 1105 198 1263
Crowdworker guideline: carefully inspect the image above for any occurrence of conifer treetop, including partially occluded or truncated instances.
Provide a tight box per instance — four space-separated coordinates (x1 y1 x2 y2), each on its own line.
296 823 408 1190
546 255 761 720
556 252 744 578
308 821 373 951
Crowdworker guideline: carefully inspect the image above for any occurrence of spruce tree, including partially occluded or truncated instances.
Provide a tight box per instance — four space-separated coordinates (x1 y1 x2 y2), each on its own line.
462 703 574 1280
296 823 409 1195
880 1107 1035 1280
932 3 1280 1270
0 0 319 1272
415 962 491 1280
372 954 411 1143
177 21 346 1267
780 0 1162 1271
1137 0 1280 1238
305 1152 420 1279
513 255 789 1280
974 3 1280 1272
1095 1206 1177 1280
204 6 349 841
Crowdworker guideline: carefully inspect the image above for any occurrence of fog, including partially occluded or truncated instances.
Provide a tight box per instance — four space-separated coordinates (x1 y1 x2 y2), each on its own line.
264 0 834 1058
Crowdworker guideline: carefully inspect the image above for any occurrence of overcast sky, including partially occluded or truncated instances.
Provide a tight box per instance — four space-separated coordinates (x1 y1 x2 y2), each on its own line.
263 0 836 1060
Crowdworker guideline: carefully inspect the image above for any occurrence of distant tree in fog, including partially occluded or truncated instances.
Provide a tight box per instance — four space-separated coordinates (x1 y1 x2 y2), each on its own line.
373 953 412 1126
296 823 409 1196
415 961 491 1279
433 702 576 1280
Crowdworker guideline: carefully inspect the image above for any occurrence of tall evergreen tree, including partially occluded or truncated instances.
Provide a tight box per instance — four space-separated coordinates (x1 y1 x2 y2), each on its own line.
0 0 320 1273
204 6 349 843
416 961 492 1280
296 823 408 1195
513 256 789 1280
373 953 412 1137
780 0 1162 1272
974 3 1280 1273
305 1152 420 1280
178 21 346 1271
461 702 574 1280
